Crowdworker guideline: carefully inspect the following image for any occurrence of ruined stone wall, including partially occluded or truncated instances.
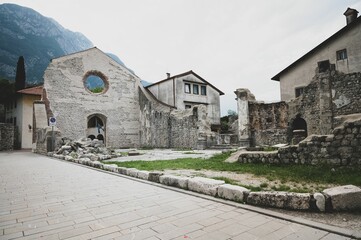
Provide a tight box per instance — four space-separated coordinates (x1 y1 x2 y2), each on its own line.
0 123 14 151
139 88 199 148
43 48 141 148
239 114 361 165
331 72 361 116
288 71 361 136
248 101 288 146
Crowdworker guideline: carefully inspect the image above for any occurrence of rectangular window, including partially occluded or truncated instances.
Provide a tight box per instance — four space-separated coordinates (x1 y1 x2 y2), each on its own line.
336 49 347 60
13 117 16 126
201 85 207 95
184 83 191 93
295 87 305 98
185 104 192 109
193 84 199 94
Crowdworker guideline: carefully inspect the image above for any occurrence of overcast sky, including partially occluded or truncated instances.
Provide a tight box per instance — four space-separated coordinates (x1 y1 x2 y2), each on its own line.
4 0 361 115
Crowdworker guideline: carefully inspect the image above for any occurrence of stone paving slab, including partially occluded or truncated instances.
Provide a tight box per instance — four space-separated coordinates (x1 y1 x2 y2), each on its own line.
0 151 356 240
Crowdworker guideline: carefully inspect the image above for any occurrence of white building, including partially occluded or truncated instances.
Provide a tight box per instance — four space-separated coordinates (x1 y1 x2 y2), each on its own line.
146 71 224 129
5 86 42 149
272 8 361 101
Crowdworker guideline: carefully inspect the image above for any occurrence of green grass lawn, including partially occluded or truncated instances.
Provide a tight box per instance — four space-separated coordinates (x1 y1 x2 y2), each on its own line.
107 152 361 187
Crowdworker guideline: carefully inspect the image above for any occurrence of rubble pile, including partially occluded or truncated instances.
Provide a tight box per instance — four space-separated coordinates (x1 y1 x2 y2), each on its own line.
49 137 118 161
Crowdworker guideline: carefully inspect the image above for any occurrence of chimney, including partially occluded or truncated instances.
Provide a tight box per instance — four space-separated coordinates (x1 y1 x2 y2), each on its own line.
166 73 171 78
344 7 359 25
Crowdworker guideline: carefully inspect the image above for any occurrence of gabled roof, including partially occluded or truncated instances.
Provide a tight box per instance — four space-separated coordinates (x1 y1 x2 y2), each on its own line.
145 70 224 95
272 15 361 81
17 85 43 96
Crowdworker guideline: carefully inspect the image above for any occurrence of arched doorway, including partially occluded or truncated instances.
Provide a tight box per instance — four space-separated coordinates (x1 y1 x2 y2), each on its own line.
86 114 106 143
291 115 307 144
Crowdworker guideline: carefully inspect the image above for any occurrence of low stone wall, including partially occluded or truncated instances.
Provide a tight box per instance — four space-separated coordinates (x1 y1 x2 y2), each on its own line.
239 114 361 165
0 123 14 151
49 152 361 213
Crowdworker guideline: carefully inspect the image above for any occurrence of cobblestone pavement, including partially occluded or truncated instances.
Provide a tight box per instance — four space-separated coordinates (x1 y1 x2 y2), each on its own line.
0 152 353 240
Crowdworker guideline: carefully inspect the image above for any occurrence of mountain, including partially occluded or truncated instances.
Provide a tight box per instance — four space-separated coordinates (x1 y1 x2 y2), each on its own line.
0 3 93 85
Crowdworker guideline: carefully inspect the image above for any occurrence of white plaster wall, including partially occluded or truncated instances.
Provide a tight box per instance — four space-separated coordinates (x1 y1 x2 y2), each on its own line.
21 95 40 149
174 74 221 125
279 24 361 101
147 79 174 106
43 48 141 148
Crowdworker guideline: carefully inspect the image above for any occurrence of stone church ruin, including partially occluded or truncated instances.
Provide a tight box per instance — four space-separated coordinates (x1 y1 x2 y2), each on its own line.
33 47 221 153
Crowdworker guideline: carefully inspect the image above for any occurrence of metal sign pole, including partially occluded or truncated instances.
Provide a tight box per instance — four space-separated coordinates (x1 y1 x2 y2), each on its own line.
52 125 54 151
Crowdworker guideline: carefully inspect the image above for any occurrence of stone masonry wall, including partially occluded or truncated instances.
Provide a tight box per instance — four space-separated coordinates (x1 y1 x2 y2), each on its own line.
288 71 361 137
239 114 361 165
332 72 361 116
43 48 141 148
248 101 288 146
0 123 14 151
139 88 200 148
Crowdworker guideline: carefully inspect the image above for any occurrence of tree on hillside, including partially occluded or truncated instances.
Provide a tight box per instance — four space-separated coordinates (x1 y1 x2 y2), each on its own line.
15 56 26 91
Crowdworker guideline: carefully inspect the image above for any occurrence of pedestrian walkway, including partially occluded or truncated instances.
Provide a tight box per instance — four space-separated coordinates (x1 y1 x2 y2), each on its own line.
0 152 352 240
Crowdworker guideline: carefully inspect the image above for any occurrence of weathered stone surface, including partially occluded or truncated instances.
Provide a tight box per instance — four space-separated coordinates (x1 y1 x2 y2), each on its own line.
137 170 150 180
148 172 164 183
314 192 326 212
217 184 250 202
323 185 361 210
187 177 225 196
247 191 310 210
64 155 73 162
117 167 127 175
159 175 189 189
0 123 14 151
126 168 139 178
103 164 118 172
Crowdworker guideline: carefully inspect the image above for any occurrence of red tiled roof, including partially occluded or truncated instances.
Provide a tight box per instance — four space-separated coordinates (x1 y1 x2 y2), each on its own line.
17 85 43 96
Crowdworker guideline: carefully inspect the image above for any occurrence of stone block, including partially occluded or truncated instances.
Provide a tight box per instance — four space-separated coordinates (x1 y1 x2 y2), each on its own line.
103 164 118 172
126 168 139 178
313 192 325 212
117 167 127 175
137 170 150 180
91 161 103 169
159 175 189 189
64 155 73 162
322 185 361 211
217 184 250 202
148 172 164 183
187 177 225 196
247 191 310 210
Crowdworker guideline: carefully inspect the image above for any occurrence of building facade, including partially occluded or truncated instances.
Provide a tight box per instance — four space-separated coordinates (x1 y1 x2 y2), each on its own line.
4 86 42 149
34 47 220 151
146 71 224 128
272 8 361 102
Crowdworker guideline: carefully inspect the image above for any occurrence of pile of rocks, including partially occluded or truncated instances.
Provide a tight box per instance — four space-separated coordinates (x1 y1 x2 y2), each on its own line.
49 137 118 162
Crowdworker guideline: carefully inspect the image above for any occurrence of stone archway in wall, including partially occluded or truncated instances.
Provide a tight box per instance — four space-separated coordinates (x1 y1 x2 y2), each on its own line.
86 114 106 143
291 115 307 144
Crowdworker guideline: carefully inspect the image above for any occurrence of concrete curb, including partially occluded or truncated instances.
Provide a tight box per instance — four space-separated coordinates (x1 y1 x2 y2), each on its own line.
48 154 361 239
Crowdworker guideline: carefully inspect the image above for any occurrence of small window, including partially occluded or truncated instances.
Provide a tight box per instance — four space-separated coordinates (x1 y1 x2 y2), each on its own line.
318 60 330 73
185 104 192 109
193 84 199 95
184 83 191 93
13 117 16 126
201 86 207 95
336 49 347 60
295 87 305 98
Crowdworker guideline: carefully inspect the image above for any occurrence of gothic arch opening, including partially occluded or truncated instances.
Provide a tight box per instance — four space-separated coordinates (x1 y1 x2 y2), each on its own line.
86 114 106 143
